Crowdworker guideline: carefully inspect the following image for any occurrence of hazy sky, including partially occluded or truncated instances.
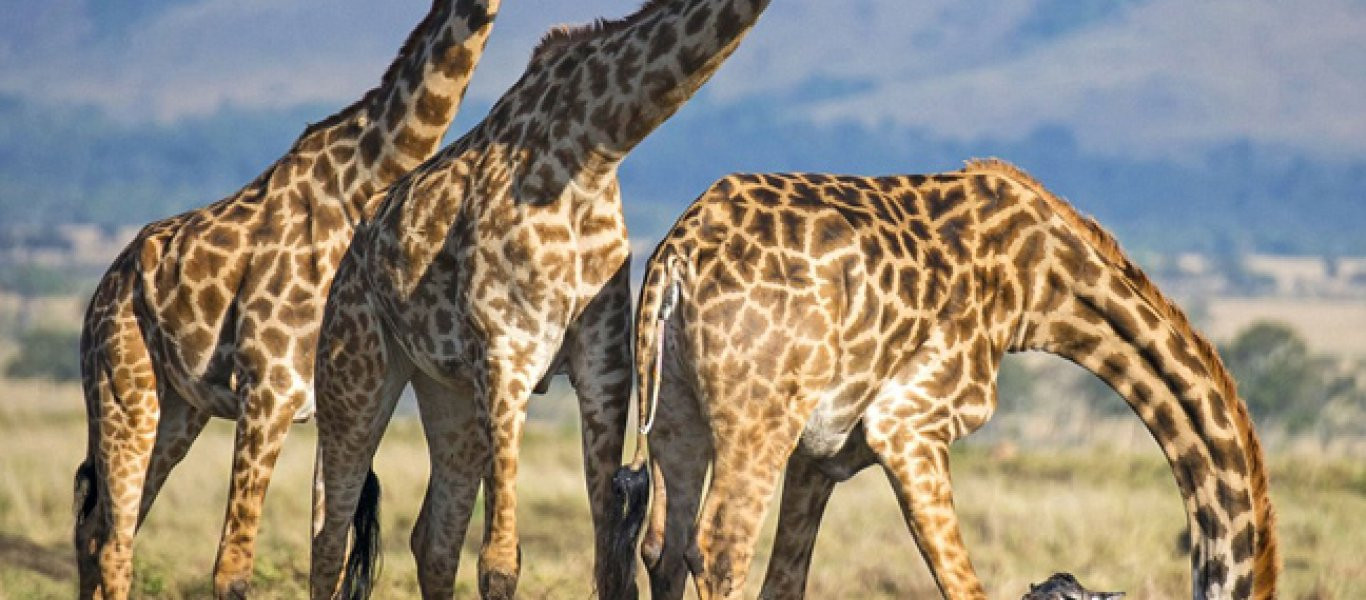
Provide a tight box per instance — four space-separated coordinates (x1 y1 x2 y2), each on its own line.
2 0 1363 159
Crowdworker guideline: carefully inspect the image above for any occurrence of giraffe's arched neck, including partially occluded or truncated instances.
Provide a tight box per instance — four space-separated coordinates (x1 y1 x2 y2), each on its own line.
995 158 1279 599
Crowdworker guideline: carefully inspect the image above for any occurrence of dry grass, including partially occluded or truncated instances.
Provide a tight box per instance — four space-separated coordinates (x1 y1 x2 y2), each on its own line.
1 379 1362 599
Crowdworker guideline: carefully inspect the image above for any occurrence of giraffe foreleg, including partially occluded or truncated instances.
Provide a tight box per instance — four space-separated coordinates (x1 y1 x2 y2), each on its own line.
864 423 987 600
564 261 635 599
409 373 488 598
474 340 550 600
82 317 160 600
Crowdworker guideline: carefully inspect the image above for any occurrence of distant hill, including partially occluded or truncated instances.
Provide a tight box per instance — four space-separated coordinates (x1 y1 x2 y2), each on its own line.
3 93 1364 256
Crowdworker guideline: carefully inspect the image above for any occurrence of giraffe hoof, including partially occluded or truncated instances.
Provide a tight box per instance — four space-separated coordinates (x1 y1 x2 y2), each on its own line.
215 576 250 600
479 569 519 600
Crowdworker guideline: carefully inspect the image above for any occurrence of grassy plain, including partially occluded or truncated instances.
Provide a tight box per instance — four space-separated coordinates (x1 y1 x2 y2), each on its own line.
0 378 1362 599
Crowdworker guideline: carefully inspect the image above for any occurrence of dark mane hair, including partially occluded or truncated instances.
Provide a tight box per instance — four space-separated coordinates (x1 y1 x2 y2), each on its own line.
530 0 673 61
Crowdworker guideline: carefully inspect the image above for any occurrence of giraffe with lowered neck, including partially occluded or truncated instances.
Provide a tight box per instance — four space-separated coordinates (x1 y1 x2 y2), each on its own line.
73 2 501 597
306 1 769 598
613 159 1279 599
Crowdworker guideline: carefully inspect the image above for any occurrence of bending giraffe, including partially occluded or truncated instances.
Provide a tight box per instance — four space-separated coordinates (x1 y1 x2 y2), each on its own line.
612 159 1279 599
73 2 501 597
307 0 770 598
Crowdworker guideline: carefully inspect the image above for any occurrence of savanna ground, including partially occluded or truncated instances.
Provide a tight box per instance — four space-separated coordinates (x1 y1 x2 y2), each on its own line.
0 376 1363 599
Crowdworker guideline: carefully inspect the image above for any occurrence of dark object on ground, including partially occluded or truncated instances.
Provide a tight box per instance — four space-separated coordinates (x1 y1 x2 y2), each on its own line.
1023 572 1125 600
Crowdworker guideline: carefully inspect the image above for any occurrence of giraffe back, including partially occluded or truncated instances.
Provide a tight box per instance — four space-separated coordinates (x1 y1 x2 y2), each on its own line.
639 169 1058 443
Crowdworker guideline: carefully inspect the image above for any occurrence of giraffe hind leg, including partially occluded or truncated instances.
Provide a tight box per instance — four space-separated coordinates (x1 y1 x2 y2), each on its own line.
756 451 837 600
759 424 877 599
640 372 711 600
211 374 310 599
475 341 557 600
408 373 487 598
87 336 161 600
564 261 636 600
309 289 412 599
692 401 807 600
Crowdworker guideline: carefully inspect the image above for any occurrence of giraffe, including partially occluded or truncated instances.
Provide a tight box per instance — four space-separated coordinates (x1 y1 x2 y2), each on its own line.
305 1 769 598
610 159 1279 599
72 2 501 597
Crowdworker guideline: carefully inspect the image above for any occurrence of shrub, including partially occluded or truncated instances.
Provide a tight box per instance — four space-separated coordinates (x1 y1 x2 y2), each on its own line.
4 327 80 381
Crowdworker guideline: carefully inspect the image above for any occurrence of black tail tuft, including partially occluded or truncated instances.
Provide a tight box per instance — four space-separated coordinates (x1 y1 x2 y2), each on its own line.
601 465 650 600
342 469 383 600
73 460 98 524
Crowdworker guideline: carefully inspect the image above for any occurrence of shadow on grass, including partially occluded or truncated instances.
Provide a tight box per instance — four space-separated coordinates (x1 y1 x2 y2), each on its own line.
0 532 75 581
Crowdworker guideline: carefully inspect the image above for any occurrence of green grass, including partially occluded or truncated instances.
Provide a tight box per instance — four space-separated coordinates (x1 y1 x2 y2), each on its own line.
1 379 1362 598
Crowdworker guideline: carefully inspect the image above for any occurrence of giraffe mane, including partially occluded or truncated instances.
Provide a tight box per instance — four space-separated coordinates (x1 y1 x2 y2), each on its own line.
531 0 674 62
962 157 1280 593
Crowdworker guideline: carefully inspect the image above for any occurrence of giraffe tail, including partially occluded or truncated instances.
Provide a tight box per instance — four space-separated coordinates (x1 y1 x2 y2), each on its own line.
602 464 649 599
72 459 98 535
603 250 681 599
341 468 382 600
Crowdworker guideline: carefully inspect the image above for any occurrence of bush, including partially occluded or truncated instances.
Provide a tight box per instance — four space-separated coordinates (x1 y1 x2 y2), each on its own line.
1219 321 1343 433
4 327 80 381
0 264 77 297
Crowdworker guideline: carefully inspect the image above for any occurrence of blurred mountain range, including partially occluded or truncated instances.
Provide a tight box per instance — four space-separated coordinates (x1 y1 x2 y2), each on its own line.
2 0 1363 255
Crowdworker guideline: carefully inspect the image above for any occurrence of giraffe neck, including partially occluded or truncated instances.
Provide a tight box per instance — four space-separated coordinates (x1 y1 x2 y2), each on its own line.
466 0 767 208
531 0 769 158
290 0 501 219
1008 199 1279 599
